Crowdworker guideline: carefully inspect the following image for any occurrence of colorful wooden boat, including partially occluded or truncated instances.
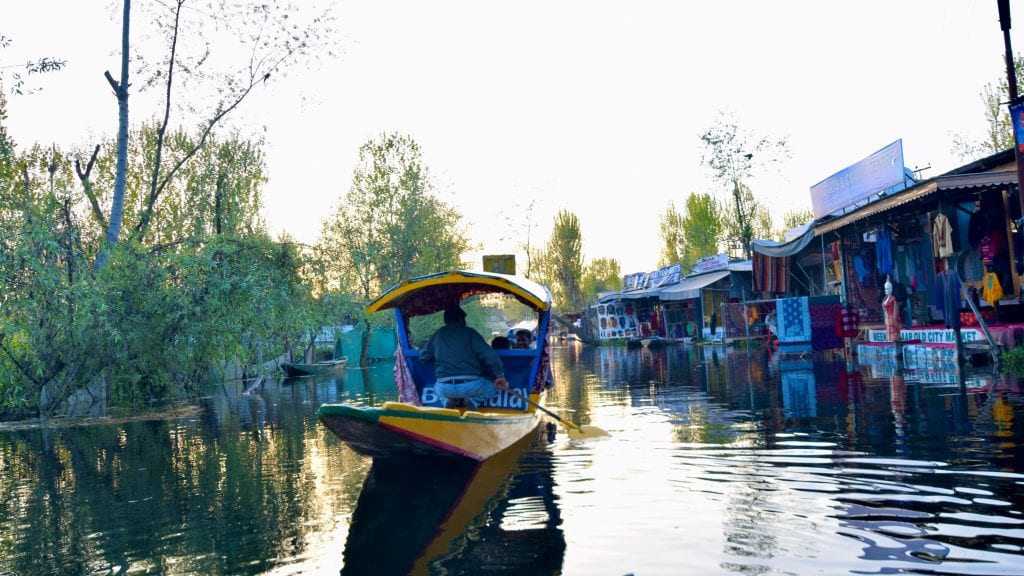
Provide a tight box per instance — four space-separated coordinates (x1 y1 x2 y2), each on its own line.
317 270 555 461
280 357 347 377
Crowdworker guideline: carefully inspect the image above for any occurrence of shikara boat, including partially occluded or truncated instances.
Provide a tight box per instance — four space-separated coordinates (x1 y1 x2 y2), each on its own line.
280 357 347 377
317 270 556 461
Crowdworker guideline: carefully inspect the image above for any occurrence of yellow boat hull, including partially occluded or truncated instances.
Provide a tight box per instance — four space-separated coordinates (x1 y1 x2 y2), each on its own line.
318 399 545 461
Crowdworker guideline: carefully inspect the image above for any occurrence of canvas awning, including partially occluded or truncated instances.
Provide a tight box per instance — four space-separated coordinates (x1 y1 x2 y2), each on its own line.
751 224 816 258
600 286 663 301
658 270 731 301
814 170 1017 235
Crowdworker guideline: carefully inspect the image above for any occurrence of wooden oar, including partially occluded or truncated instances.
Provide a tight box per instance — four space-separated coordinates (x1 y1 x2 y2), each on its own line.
502 386 608 440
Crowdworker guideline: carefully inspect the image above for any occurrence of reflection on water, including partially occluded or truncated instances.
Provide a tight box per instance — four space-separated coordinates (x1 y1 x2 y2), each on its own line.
1 345 1023 574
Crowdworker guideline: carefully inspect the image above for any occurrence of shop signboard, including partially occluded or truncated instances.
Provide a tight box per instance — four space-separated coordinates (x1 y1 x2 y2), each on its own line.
692 253 728 274
622 272 649 292
810 139 905 219
648 263 682 287
482 254 515 275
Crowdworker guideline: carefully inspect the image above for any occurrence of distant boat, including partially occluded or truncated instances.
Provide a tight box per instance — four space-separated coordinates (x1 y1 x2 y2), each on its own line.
280 357 347 377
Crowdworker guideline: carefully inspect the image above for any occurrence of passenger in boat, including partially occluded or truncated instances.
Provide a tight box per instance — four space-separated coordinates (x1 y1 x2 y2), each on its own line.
420 305 510 409
514 329 535 349
490 335 512 349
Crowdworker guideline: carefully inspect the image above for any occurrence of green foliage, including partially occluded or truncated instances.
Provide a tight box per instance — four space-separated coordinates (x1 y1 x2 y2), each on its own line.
680 193 723 268
952 53 1024 161
721 183 773 258
318 132 471 364
780 208 814 239
0 34 66 95
1000 346 1024 375
658 202 685 268
0 124 329 415
700 113 788 258
581 258 621 303
543 209 585 313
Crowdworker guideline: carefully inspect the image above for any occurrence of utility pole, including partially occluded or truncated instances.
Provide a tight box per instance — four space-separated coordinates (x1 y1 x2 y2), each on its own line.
997 0 1024 217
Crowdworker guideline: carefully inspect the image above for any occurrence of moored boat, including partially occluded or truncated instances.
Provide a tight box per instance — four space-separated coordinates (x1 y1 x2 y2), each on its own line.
280 357 347 377
317 270 556 461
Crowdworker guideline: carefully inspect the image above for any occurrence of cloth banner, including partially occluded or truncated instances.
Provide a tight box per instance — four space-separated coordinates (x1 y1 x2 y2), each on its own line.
752 252 791 294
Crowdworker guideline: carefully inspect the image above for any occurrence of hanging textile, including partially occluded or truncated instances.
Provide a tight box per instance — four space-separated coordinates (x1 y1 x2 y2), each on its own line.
983 271 1004 304
776 296 812 343
394 345 421 405
932 213 954 258
934 270 962 329
752 252 791 294
876 227 893 277
809 296 842 350
836 305 860 338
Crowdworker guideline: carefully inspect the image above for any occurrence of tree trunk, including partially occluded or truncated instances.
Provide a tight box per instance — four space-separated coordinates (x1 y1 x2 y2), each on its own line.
94 0 131 271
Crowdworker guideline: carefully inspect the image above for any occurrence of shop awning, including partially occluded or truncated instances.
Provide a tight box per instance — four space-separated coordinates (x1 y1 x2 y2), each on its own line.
597 287 662 303
814 170 1017 235
751 224 816 258
658 270 731 301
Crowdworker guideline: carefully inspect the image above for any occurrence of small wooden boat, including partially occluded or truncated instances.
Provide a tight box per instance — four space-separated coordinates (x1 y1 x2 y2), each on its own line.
317 270 556 461
280 357 347 377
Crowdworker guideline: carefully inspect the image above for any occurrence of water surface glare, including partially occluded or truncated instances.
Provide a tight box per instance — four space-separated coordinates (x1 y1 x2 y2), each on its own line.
0 344 1022 574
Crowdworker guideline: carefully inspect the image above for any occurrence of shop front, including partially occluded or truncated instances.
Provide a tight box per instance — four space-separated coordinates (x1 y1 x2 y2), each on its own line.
815 150 1023 355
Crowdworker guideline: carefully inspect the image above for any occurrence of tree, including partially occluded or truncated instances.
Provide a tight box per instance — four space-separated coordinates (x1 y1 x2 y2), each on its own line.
543 209 585 312
0 112 307 414
700 113 788 259
720 183 773 257
319 133 470 366
0 34 65 95
951 53 1024 161
780 208 814 240
581 257 621 303
82 0 335 269
658 201 685 268
679 192 723 269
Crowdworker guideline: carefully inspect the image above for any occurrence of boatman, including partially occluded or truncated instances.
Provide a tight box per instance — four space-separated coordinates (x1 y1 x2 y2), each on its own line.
420 305 509 409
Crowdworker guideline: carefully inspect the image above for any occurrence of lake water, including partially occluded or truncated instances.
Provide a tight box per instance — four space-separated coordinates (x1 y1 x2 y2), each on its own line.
1 343 1023 575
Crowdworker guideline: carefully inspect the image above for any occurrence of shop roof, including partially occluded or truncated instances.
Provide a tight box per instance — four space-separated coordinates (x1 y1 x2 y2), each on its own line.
658 270 731 301
814 170 1017 235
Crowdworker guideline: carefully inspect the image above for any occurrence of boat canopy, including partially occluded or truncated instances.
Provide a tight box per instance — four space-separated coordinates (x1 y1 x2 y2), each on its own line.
367 270 552 317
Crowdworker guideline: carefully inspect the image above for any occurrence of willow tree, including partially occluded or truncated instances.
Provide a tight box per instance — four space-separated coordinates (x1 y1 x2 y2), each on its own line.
319 133 471 366
951 53 1024 162
82 0 335 269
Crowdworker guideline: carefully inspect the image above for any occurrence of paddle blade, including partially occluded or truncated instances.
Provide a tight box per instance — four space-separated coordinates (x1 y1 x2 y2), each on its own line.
566 424 609 440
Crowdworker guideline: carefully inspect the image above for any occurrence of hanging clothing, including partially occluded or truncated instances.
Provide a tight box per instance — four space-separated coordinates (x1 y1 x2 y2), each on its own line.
876 228 893 277
835 306 860 338
982 271 1004 304
932 213 954 258
980 236 995 266
934 270 962 329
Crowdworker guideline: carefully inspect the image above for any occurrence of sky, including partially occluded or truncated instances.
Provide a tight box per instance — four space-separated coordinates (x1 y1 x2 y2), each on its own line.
3 0 1021 275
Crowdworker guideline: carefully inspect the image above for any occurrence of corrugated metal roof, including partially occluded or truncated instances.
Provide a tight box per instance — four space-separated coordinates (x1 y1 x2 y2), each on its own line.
814 170 1017 235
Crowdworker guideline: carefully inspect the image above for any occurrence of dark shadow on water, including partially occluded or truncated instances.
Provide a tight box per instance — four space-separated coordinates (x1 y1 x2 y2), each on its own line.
341 428 564 575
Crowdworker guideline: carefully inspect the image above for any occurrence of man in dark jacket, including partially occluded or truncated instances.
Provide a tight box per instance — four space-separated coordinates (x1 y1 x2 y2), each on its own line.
420 305 509 408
